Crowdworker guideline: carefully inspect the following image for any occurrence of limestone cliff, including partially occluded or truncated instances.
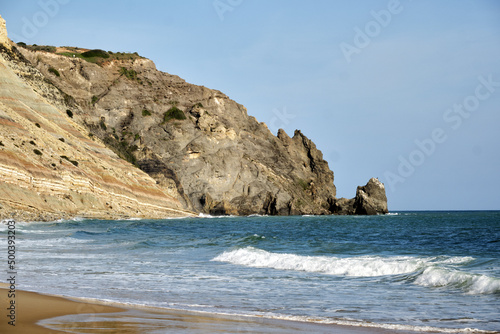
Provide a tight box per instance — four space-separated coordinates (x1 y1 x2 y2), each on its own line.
0 15 9 49
0 16 193 221
0 14 388 217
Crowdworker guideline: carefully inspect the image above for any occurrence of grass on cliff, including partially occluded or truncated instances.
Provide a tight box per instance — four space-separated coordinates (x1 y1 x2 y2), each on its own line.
119 67 138 80
103 135 138 166
48 66 60 77
17 44 144 66
61 49 143 66
162 106 186 123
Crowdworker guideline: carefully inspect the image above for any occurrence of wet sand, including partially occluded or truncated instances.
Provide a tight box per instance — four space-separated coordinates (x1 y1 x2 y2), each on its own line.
0 287 414 333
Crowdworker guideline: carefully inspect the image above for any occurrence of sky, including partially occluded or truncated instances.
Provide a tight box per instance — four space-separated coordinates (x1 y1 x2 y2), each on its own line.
1 0 500 211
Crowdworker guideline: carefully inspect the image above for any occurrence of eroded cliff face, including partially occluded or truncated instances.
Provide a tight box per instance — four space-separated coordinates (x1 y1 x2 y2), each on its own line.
0 14 388 217
15 46 342 215
0 18 193 221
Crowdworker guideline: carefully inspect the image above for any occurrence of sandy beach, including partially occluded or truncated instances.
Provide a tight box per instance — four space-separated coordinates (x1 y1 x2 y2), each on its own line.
0 287 122 333
0 287 418 334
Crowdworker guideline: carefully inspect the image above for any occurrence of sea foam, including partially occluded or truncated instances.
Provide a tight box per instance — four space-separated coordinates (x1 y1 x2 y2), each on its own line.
212 247 465 277
212 247 499 294
415 267 500 294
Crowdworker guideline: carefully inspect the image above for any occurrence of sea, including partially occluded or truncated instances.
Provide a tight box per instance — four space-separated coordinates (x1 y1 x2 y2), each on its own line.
3 211 500 333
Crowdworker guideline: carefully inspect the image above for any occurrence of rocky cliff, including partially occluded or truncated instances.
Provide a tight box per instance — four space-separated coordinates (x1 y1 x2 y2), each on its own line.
0 16 193 221
0 14 388 218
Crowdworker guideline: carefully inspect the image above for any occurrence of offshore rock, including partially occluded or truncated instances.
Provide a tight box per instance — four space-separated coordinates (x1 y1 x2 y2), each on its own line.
354 177 389 215
330 178 388 215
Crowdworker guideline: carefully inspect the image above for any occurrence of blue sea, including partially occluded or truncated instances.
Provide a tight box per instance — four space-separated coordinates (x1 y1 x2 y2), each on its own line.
3 211 500 333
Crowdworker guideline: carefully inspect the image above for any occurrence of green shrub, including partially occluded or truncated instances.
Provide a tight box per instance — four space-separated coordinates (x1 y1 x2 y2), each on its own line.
119 67 138 80
103 136 138 166
142 109 152 116
48 66 60 77
35 123 41 128
297 178 310 191
92 96 99 105
66 110 73 118
33 149 43 156
63 93 76 106
81 49 109 58
163 106 186 123
27 45 56 53
99 119 107 130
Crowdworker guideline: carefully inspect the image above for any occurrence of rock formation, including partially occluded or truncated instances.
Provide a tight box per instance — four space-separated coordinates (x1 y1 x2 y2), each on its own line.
0 15 9 50
0 14 388 219
329 178 388 215
0 16 193 221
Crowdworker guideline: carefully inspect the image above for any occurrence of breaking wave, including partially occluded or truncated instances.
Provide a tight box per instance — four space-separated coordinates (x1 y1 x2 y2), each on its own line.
212 247 499 294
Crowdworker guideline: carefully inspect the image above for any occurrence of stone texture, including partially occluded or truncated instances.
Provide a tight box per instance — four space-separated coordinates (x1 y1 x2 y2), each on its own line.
0 15 388 217
14 46 341 216
0 44 193 221
354 178 389 215
0 15 10 50
330 178 388 215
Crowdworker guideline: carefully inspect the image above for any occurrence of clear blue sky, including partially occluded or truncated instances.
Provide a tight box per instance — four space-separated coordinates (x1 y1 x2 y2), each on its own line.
2 0 500 210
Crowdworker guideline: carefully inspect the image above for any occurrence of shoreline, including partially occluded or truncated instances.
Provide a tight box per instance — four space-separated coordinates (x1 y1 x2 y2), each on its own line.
0 287 419 334
0 287 123 333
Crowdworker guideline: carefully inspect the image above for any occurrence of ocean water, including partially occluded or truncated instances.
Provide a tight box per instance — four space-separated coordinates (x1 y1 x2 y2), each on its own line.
3 211 500 333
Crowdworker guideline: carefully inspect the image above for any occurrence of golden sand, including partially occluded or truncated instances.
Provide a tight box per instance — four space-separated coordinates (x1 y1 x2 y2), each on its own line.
0 287 412 334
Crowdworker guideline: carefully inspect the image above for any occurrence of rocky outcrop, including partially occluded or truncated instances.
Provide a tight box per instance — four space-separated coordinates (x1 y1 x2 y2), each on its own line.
0 14 388 217
0 15 9 50
330 178 388 215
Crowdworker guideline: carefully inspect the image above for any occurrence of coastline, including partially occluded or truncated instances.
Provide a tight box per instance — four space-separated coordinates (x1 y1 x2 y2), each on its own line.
0 287 123 333
0 287 417 334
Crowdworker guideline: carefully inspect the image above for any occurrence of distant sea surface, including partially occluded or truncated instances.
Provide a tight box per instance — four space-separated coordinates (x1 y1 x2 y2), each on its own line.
6 211 500 333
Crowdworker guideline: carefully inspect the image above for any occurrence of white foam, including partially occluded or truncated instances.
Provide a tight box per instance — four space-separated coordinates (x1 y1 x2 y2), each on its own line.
197 213 237 219
212 247 462 277
415 267 500 294
266 314 495 334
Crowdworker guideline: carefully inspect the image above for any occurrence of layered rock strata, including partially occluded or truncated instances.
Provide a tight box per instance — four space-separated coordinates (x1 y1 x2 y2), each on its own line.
0 19 193 221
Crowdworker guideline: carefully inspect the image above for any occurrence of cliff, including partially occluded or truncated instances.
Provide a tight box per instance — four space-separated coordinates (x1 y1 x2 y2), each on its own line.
0 16 193 221
0 14 388 218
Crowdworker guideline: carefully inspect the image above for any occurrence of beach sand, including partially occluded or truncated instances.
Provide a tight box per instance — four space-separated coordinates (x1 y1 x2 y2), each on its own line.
0 287 414 333
0 287 122 333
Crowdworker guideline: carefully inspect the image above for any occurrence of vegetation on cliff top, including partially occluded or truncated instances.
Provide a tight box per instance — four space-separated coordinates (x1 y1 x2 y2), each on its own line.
16 43 143 66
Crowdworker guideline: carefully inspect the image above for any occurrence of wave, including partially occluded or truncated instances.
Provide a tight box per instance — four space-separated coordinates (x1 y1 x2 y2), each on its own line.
212 247 499 294
212 247 469 277
197 213 237 219
415 267 500 294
